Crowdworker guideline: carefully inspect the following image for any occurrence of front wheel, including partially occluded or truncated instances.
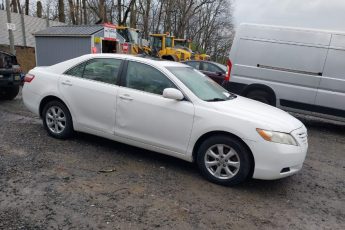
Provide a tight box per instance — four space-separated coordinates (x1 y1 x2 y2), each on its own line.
197 135 252 186
42 101 73 139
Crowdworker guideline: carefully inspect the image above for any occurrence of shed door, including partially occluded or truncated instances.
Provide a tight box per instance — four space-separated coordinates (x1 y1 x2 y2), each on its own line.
102 40 117 53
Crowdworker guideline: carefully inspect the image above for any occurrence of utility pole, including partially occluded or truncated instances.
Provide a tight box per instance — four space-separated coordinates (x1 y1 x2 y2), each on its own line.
5 0 15 54
46 1 50 27
21 6 27 47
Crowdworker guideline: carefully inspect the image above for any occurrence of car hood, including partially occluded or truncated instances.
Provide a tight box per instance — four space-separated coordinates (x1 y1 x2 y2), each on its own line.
210 96 304 133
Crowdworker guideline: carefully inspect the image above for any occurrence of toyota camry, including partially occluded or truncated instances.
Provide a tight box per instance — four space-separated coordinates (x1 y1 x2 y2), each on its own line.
22 54 308 186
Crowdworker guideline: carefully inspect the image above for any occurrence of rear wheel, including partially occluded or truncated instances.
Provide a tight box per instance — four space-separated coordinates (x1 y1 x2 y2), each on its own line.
42 100 73 139
246 89 275 106
196 135 252 186
0 86 20 100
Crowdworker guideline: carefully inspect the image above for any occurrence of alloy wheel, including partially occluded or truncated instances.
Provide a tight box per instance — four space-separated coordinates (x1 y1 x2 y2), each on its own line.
45 106 66 134
204 144 240 180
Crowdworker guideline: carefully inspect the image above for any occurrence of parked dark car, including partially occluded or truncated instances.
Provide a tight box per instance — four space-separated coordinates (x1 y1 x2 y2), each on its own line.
182 60 227 85
0 51 21 100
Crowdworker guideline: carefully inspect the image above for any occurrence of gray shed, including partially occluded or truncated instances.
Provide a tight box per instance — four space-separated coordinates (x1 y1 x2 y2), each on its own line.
34 25 125 66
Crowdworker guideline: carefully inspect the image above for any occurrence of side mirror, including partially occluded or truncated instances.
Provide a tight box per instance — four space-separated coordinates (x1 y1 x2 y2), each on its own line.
163 88 184 101
216 71 223 76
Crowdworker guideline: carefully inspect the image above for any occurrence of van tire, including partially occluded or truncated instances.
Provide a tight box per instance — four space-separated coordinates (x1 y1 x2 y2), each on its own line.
246 90 275 106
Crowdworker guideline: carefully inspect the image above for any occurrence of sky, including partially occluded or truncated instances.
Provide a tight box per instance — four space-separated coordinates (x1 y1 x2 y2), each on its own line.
233 0 345 31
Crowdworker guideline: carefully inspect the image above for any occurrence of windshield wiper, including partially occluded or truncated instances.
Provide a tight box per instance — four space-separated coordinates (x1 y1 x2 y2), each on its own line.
205 98 226 102
227 93 237 99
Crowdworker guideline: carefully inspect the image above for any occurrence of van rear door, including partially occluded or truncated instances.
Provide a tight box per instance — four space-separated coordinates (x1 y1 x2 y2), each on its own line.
314 34 345 118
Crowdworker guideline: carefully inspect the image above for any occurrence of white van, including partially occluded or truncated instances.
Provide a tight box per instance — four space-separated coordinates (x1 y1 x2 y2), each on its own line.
227 23 345 122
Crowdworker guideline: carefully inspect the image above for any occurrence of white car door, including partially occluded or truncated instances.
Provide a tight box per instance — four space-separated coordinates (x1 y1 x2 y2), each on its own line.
59 58 123 135
115 61 195 154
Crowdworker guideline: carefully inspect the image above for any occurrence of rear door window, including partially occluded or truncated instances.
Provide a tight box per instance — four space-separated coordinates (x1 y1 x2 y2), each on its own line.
65 58 122 85
83 59 122 84
65 62 85 77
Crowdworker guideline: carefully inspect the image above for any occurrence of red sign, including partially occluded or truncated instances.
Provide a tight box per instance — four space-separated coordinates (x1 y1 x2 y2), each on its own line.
122 43 129 53
103 23 117 41
91 47 97 53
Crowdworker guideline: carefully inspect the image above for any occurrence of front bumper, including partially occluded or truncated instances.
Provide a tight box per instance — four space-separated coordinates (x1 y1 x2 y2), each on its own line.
245 126 308 180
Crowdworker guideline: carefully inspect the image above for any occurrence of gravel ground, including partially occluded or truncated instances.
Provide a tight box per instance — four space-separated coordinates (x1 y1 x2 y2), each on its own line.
0 91 344 230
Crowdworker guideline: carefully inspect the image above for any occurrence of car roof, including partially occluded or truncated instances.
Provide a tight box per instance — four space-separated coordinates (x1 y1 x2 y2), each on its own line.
82 53 186 68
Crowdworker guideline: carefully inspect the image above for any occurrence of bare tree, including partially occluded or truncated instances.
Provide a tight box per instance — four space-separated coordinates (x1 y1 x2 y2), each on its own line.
16 0 21 13
82 0 87 24
37 0 42 18
138 0 151 38
11 0 17 12
68 0 76 24
58 0 65 22
25 0 29 15
129 1 137 28
99 0 106 23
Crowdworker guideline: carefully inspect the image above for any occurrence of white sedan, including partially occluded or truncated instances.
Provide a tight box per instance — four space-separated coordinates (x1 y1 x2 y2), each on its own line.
23 54 308 186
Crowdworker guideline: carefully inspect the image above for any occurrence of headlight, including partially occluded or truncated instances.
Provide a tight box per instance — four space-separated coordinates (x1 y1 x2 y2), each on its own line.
256 128 298 146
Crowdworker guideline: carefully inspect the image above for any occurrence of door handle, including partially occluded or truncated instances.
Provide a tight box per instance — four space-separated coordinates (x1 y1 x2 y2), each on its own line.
61 80 72 86
119 94 133 101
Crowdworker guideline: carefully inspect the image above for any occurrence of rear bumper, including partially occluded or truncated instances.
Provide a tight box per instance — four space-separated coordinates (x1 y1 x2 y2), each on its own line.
22 84 40 115
245 131 308 180
0 79 21 87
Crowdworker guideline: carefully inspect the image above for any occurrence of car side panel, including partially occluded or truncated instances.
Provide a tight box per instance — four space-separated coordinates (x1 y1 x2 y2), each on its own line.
22 68 62 116
115 87 195 154
58 75 118 135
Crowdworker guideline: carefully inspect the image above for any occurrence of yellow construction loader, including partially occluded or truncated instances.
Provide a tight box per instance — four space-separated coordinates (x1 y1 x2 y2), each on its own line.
116 26 150 55
173 38 210 61
149 34 191 61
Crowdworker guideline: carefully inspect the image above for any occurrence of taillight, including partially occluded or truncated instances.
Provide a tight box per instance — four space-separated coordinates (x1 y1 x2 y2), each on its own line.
24 74 35 83
225 59 232 82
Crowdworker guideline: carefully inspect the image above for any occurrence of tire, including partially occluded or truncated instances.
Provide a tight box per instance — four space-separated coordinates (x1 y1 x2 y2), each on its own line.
0 86 19 100
42 100 73 139
196 135 252 186
246 89 275 106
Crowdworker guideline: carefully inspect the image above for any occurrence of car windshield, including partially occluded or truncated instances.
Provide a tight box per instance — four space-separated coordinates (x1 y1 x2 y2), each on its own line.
167 67 236 101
